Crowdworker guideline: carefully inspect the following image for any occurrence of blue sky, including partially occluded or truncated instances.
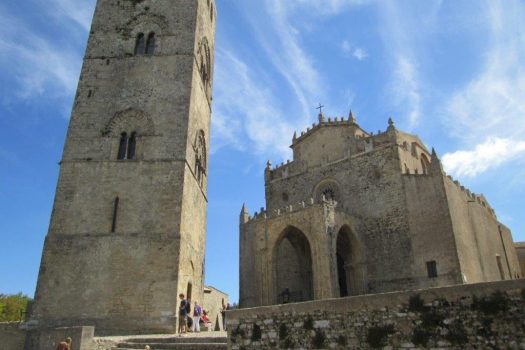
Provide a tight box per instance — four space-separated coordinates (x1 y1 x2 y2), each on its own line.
1 0 525 304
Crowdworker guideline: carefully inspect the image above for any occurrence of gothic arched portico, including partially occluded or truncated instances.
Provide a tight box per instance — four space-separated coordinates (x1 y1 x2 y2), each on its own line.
272 226 313 304
336 225 366 296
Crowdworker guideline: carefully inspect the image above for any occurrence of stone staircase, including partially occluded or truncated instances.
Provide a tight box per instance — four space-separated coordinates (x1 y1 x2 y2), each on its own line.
109 333 228 350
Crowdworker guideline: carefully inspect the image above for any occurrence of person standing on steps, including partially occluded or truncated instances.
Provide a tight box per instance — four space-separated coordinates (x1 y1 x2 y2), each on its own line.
192 300 202 333
56 337 72 350
178 293 188 335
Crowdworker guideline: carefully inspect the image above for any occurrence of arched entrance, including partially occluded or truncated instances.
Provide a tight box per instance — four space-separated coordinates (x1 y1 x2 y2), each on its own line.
273 226 313 304
336 226 365 296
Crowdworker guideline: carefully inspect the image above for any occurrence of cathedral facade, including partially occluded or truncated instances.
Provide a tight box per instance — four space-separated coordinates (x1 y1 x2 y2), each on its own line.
239 112 521 308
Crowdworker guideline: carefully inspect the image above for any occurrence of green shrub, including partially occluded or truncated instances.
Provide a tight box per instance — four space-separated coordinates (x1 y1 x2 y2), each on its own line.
445 322 468 345
336 335 347 346
421 310 445 328
472 291 509 315
251 324 262 341
0 293 32 322
312 330 326 348
279 323 288 340
303 316 314 330
408 294 427 312
366 324 395 349
411 327 432 346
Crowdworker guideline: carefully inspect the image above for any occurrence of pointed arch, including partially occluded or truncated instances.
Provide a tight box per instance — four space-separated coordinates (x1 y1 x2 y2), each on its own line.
421 153 430 175
336 225 366 296
272 226 313 304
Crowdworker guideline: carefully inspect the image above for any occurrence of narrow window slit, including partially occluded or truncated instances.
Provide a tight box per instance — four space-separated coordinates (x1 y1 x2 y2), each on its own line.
127 132 136 159
117 132 128 160
146 33 156 55
111 197 119 233
135 33 145 55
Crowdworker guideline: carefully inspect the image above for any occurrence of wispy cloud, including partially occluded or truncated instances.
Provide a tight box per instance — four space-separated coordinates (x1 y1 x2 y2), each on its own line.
213 49 295 159
442 0 525 178
341 40 368 61
0 5 87 106
247 0 326 119
442 137 525 177
293 0 372 16
43 0 95 31
378 2 430 130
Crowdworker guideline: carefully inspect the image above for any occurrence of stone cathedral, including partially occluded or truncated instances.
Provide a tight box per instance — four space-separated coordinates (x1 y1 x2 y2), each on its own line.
28 0 217 338
239 112 522 308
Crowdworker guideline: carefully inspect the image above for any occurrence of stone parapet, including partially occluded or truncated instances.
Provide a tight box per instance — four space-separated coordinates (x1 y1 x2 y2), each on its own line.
227 279 525 349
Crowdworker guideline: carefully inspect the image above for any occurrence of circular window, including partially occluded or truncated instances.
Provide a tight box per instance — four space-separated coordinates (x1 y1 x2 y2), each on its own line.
315 180 340 202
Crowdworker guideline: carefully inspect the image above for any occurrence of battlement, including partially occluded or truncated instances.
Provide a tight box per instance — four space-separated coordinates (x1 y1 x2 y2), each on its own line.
243 198 337 224
291 115 362 146
444 174 497 219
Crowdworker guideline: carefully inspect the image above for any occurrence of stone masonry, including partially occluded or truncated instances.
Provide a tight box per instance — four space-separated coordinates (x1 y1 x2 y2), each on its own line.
240 113 521 307
28 0 218 339
228 279 525 349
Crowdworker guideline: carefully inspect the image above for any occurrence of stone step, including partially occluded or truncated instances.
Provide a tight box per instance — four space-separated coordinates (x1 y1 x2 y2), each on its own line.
113 344 226 350
112 335 228 350
125 337 227 344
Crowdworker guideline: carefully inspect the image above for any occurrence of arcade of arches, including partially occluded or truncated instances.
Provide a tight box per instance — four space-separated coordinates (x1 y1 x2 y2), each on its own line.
271 224 365 305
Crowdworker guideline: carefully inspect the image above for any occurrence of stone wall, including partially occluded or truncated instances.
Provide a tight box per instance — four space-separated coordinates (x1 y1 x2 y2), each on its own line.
0 323 26 350
24 326 95 350
203 286 228 331
227 279 525 349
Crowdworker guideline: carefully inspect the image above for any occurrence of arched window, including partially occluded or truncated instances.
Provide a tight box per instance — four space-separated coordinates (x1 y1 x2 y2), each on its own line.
134 33 145 55
421 154 431 175
197 38 211 87
145 32 156 55
117 131 138 160
117 133 128 160
314 180 340 203
127 132 137 160
194 131 207 186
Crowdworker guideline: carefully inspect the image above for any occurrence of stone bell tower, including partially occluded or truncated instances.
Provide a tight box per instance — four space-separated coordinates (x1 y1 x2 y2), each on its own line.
30 0 216 335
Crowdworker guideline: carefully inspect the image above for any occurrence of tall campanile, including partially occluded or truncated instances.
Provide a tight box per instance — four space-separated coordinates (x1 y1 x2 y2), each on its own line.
30 0 215 334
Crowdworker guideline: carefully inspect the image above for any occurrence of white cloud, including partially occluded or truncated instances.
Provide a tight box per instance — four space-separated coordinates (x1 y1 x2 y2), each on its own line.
43 0 95 31
0 6 85 104
445 1 525 143
390 55 421 129
352 47 368 61
341 40 368 61
378 2 430 130
441 0 525 178
213 49 295 159
442 137 525 178
293 0 372 16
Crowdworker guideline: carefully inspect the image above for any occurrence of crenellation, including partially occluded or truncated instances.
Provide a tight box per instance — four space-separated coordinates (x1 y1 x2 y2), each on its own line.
244 197 321 223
